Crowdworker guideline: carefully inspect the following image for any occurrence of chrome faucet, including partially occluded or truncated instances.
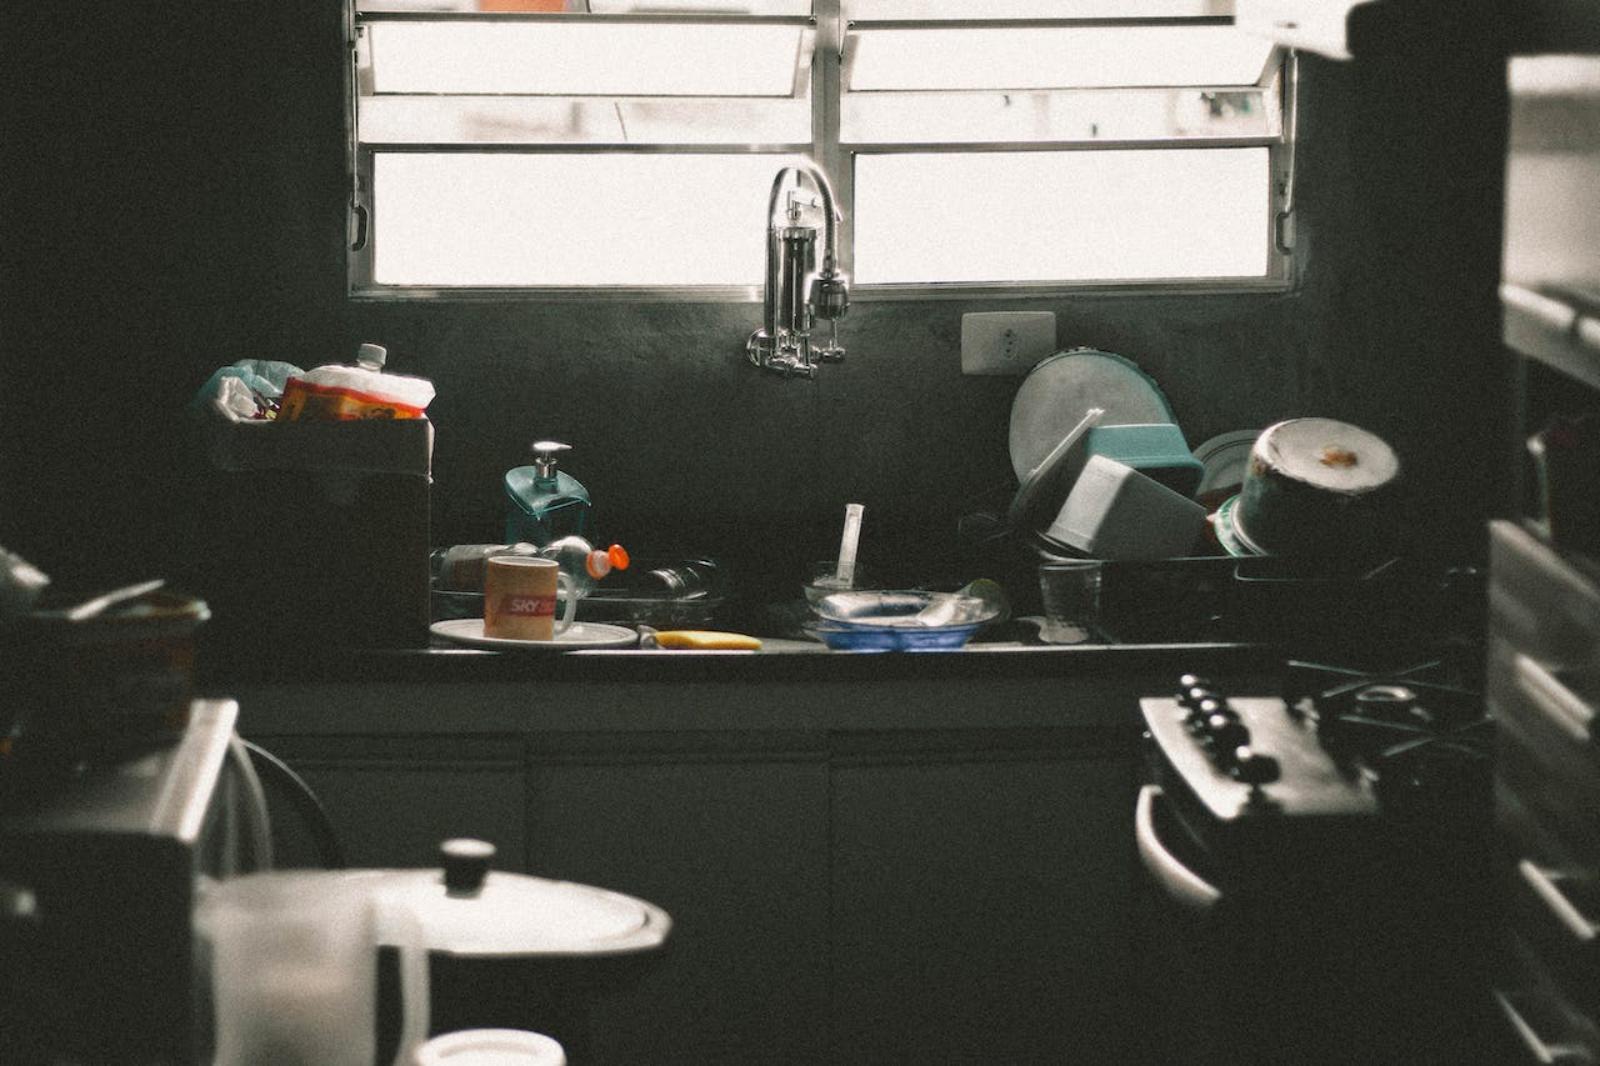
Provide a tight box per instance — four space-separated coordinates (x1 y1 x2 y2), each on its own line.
746 161 849 379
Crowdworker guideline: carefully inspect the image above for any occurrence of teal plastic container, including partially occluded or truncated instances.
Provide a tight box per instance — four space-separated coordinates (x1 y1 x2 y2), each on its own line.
1083 424 1204 498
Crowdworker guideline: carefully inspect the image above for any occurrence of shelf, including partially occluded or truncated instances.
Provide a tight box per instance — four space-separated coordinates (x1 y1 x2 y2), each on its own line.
1514 515 1600 591
1506 0 1600 54
1503 283 1600 392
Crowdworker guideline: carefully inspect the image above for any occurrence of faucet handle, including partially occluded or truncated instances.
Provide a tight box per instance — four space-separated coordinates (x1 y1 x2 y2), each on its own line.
785 190 822 222
815 320 846 364
809 269 850 322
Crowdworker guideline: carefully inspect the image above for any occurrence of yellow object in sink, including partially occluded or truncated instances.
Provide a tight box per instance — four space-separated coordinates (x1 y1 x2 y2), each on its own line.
644 628 762 651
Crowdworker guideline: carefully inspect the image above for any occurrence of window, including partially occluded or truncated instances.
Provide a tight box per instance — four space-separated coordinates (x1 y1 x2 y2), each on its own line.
347 1 1293 296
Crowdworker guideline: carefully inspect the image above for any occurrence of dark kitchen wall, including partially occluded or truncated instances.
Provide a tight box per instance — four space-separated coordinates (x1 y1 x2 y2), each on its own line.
1 3 1509 596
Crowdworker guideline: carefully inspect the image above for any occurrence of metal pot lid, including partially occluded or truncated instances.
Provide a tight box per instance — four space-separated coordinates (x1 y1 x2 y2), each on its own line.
201 843 671 960
383 868 670 959
1008 349 1176 481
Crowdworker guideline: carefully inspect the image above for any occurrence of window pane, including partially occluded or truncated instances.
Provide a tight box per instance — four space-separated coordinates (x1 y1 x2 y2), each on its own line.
367 20 810 97
848 25 1272 91
371 153 802 286
587 0 811 11
359 1 812 13
845 0 1232 17
360 95 812 145
852 149 1270 284
841 87 1277 143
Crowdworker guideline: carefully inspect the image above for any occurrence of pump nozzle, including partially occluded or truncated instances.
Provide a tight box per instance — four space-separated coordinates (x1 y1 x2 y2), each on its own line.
530 440 572 481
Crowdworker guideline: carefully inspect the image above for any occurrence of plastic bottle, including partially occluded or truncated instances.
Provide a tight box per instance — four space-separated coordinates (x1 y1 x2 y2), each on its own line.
640 558 721 599
278 343 436 422
538 536 630 598
429 543 538 592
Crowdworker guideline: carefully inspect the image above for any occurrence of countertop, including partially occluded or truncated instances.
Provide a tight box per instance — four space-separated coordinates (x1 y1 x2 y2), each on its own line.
201 635 1285 737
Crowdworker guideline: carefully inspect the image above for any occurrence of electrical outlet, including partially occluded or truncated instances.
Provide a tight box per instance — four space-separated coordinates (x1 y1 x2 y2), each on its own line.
960 312 1057 375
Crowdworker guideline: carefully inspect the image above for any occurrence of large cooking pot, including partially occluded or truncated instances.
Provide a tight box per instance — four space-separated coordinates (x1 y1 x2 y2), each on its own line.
1229 418 1402 565
196 840 671 1066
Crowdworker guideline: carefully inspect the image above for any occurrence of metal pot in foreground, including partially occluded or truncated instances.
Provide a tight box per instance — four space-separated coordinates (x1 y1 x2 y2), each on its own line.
1234 418 1403 566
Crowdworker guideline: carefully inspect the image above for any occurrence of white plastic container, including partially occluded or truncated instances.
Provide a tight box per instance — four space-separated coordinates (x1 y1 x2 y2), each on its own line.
1045 454 1208 560
279 343 435 421
197 873 379 1066
410 1029 566 1066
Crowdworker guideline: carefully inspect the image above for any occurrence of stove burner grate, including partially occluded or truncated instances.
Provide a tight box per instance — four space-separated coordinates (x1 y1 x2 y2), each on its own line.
1282 658 1493 820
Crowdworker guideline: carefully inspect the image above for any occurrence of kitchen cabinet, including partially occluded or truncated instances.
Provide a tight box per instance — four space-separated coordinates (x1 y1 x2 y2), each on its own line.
249 734 526 870
829 732 1136 1065
226 665 1166 1066
521 732 832 1066
1507 0 1600 53
1487 521 1600 1062
1485 51 1600 1063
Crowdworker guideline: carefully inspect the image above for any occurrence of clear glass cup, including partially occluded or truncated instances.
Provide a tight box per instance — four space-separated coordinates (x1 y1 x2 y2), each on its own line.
1037 560 1103 645
803 560 875 609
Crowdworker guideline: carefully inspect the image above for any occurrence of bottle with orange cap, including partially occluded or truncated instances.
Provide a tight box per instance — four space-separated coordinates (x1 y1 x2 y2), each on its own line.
538 535 630 599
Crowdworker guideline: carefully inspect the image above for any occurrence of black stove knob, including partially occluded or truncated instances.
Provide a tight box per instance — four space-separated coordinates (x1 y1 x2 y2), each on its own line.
1205 715 1250 757
1177 675 1216 708
1231 747 1281 787
1187 697 1227 729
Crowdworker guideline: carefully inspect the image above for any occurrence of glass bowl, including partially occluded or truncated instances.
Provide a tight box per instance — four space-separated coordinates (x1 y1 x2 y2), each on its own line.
810 589 1000 627
804 590 1002 651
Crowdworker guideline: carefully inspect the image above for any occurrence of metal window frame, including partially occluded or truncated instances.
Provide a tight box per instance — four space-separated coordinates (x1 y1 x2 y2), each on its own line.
345 0 1297 302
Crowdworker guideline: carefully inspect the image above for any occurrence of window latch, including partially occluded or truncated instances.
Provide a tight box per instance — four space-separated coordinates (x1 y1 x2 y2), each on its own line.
349 200 370 253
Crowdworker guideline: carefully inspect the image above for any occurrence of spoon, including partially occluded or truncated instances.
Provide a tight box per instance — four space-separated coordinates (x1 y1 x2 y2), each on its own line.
913 580 1011 628
64 578 166 622
914 596 963 627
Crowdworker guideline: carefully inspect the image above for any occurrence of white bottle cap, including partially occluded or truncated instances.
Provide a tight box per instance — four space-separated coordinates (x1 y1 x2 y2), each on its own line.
356 342 388 370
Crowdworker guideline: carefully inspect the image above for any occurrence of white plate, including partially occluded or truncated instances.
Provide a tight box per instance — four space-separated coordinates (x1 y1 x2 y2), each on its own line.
1008 349 1176 480
430 619 638 652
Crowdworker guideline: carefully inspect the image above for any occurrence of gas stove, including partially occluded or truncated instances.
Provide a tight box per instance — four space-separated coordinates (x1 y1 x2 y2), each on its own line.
1134 655 1499 1066
1141 656 1494 881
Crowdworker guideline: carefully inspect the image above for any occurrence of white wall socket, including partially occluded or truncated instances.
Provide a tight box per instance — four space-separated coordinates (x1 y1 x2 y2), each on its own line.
960 311 1058 376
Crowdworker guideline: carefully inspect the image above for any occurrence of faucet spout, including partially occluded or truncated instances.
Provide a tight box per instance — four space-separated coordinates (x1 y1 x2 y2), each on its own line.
747 160 850 378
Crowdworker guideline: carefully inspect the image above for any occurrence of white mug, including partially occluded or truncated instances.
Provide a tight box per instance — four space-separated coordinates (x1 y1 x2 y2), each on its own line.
483 556 576 641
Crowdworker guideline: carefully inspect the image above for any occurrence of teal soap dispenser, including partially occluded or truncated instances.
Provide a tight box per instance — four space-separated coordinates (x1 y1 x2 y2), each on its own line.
504 440 593 547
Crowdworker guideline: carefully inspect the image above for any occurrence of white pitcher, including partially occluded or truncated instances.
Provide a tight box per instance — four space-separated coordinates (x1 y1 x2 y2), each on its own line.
198 871 383 1066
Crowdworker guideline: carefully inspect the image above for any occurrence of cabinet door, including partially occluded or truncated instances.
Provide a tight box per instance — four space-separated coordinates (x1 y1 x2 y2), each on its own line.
523 732 831 1066
829 732 1139 1066
248 734 526 869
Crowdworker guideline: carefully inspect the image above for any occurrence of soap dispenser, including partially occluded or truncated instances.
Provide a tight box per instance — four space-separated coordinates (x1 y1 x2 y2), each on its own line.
503 440 592 547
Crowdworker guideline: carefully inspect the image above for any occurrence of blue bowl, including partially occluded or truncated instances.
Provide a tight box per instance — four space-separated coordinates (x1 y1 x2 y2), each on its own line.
803 620 983 652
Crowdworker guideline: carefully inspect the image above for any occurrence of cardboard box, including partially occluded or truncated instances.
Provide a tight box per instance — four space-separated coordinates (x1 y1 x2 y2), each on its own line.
197 419 432 652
